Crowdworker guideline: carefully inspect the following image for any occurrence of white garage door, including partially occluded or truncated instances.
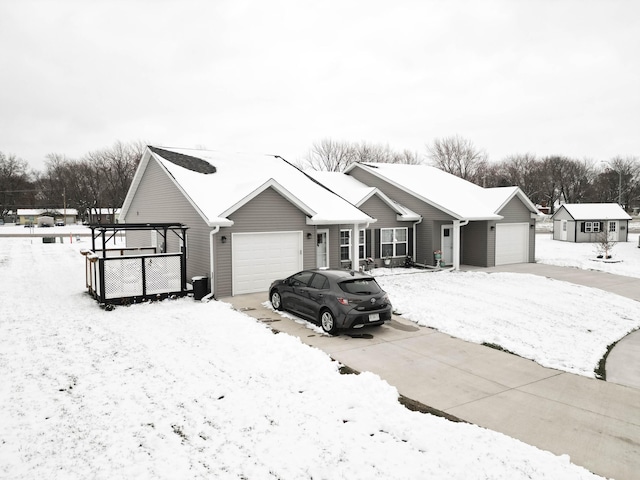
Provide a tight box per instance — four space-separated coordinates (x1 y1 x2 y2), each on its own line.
495 223 529 266
232 231 303 295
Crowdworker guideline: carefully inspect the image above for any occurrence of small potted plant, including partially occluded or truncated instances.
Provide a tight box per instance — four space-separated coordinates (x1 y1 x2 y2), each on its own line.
433 250 442 266
383 255 391 266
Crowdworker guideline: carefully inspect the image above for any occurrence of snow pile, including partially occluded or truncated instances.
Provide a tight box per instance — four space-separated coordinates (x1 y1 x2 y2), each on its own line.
0 239 604 479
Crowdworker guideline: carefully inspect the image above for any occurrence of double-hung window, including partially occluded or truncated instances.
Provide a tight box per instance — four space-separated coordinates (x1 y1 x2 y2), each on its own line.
340 230 351 261
381 227 408 257
340 229 366 261
584 222 600 233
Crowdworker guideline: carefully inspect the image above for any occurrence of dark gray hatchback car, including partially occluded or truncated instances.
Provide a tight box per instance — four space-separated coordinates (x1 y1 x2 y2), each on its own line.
269 269 392 335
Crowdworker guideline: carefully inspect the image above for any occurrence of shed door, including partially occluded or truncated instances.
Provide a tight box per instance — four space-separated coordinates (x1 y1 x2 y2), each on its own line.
495 223 529 265
232 232 303 295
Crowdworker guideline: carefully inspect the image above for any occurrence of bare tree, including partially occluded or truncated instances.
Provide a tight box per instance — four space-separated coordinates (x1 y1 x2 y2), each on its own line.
0 152 34 217
426 135 488 183
35 141 144 222
304 138 357 172
557 158 596 204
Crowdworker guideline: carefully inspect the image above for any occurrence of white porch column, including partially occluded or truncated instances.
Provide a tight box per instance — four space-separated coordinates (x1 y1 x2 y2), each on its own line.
452 220 469 270
352 224 360 270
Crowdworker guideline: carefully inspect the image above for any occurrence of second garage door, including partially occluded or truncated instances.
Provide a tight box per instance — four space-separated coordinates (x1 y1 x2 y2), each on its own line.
495 223 529 265
232 231 303 295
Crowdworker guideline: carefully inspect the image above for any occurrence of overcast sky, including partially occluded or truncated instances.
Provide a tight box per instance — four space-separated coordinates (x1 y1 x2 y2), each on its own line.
1 0 638 172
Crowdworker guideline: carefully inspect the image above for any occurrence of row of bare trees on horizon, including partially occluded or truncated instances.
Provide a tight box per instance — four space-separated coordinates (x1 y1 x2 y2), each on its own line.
301 136 640 213
1 136 639 219
0 141 145 221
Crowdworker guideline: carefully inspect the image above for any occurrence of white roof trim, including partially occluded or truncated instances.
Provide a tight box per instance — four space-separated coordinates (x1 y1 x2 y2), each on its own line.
220 178 317 219
119 150 152 222
120 149 232 227
492 188 539 215
347 163 464 220
347 163 503 221
356 189 421 222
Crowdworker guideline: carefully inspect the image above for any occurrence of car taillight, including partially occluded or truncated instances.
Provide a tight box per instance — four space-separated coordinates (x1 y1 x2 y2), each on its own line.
337 297 349 306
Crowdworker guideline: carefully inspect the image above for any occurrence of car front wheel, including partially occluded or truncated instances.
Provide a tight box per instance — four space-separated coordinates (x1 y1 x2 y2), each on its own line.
320 309 338 335
270 290 282 310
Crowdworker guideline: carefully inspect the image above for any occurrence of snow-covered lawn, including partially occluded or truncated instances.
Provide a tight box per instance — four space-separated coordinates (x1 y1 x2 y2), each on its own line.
0 238 606 479
373 233 640 378
536 231 640 278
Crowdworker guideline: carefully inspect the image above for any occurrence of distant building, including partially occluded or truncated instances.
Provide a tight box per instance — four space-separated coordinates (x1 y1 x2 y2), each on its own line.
17 208 78 225
86 208 121 224
552 203 631 242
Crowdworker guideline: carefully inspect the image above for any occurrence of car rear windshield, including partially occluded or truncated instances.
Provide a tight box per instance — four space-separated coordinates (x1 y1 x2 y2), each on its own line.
338 278 382 295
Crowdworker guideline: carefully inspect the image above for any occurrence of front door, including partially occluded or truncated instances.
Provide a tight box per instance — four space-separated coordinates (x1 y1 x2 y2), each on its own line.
608 221 618 242
441 225 453 266
561 220 568 241
316 229 329 268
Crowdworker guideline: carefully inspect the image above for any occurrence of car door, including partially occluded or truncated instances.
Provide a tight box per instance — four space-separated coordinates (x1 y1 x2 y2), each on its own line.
282 271 314 316
302 273 329 318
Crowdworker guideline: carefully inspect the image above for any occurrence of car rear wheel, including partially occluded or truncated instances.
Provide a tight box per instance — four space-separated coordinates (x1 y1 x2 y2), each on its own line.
320 309 337 335
270 290 282 310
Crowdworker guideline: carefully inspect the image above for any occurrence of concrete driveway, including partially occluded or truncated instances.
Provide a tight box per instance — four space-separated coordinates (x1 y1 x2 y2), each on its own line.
220 264 640 480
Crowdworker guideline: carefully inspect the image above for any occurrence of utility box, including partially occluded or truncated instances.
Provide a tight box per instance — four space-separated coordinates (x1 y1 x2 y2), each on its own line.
192 276 209 300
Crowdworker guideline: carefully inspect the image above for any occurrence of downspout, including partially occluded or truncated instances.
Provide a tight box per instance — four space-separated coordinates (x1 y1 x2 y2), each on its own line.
452 219 469 270
209 226 220 299
412 217 423 263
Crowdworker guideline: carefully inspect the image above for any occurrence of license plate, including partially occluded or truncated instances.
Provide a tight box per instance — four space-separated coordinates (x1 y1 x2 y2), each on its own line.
369 313 380 322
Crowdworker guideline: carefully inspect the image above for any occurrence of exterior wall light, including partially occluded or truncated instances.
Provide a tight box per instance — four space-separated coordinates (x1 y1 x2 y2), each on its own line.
221 236 227 243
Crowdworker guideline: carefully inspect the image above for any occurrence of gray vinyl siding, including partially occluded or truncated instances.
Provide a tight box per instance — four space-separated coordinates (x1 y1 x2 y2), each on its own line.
121 157 212 285
358 194 410 265
462 220 489 267
495 196 536 263
216 187 315 298
348 167 454 264
574 220 628 243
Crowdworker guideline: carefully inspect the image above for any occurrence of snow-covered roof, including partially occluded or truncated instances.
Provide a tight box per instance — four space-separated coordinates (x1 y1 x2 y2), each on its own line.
555 203 632 220
483 186 539 215
17 208 79 216
305 171 421 221
123 147 374 227
346 163 523 220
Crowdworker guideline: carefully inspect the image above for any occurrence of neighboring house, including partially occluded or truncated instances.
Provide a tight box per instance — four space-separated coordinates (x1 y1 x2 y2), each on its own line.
119 147 374 297
17 208 78 225
306 171 421 268
87 208 121 224
343 163 539 269
551 203 631 243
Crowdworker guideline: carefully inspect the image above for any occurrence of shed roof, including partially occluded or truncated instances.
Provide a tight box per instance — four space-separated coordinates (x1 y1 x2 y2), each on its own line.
554 203 632 220
122 147 374 227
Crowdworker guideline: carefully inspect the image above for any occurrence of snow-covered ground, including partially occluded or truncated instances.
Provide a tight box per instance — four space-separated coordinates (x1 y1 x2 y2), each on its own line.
0 238 608 478
536 231 640 278
373 233 640 378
